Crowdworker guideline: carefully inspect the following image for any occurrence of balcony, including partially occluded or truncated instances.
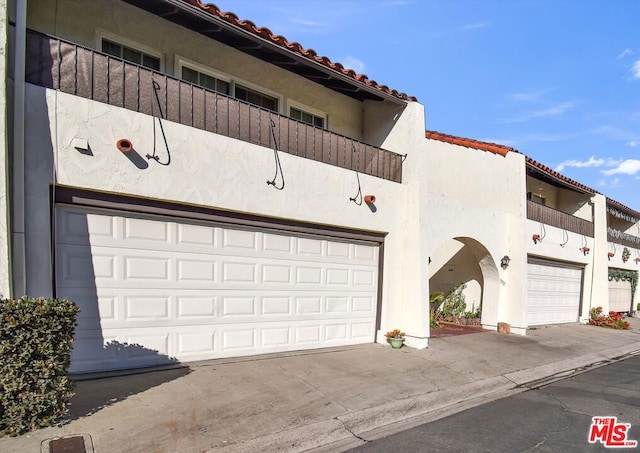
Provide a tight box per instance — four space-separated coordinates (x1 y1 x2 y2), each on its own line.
25 30 403 183
607 227 640 249
527 201 594 237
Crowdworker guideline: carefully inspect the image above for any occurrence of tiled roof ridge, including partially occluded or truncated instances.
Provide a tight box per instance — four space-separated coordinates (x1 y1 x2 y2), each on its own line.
524 156 598 195
425 129 602 195
180 0 417 102
424 130 515 156
606 197 640 218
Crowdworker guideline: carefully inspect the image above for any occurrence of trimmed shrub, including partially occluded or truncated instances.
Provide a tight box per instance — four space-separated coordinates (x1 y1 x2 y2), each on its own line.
0 296 80 436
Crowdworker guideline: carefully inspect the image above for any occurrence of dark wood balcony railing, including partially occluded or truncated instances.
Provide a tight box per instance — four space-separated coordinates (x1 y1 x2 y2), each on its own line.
25 30 403 183
527 200 594 237
607 227 640 249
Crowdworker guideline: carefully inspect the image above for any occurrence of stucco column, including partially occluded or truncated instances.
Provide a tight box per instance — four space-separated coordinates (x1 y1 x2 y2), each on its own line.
364 100 430 347
588 193 609 317
495 152 528 335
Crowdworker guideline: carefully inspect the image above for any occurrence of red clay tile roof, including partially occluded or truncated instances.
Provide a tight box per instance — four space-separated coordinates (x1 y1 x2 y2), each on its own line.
425 129 600 194
606 197 640 217
524 156 597 194
180 0 416 102
425 130 515 156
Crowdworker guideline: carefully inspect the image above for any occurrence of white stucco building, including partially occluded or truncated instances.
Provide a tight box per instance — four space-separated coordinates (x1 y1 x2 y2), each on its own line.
0 0 638 373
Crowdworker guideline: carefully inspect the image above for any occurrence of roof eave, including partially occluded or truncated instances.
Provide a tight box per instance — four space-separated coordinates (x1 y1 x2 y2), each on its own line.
526 161 594 195
124 0 408 104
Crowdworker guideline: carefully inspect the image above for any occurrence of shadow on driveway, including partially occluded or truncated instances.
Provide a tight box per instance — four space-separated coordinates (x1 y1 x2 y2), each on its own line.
63 365 191 422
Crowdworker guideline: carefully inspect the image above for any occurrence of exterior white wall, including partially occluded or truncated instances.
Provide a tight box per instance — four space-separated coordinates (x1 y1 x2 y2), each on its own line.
26 0 371 141
0 0 9 298
377 101 430 347
425 139 527 333
23 86 425 346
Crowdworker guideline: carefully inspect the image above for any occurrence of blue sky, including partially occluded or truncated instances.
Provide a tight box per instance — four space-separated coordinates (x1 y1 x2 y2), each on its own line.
216 0 640 210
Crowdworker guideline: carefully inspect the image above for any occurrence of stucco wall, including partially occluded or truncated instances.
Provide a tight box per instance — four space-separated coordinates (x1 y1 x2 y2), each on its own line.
425 139 527 332
26 0 373 141
23 85 433 344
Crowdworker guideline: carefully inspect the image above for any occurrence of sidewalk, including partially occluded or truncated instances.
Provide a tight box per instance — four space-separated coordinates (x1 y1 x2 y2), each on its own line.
2 319 640 453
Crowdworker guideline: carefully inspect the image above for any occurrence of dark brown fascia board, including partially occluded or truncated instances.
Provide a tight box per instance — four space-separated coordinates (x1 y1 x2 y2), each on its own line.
157 0 406 105
526 162 594 195
53 185 387 244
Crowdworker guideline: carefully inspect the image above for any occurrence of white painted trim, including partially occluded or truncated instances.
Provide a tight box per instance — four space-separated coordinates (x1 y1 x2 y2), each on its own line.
174 54 282 113
95 29 165 72
287 99 327 127
232 81 282 114
174 55 231 84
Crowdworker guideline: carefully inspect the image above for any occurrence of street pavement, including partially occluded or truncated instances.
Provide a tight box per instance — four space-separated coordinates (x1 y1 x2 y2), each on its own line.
347 352 640 452
1 319 640 453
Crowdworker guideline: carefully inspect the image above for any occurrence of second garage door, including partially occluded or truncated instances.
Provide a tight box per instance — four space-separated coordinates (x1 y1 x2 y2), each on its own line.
56 206 380 373
608 276 632 312
527 259 583 326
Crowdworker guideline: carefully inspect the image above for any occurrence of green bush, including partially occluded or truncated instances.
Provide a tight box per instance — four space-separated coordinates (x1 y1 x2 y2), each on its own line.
0 296 80 436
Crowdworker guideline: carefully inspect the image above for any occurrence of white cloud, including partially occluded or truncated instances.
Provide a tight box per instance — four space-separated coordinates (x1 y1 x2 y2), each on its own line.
340 56 366 74
602 159 640 176
556 156 605 172
617 48 634 59
461 21 490 30
510 91 544 102
632 60 640 79
504 101 576 123
291 18 326 28
628 141 639 147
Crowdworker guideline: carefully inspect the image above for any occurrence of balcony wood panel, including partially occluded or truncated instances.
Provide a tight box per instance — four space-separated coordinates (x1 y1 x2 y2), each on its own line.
527 200 594 237
607 228 640 249
26 30 403 183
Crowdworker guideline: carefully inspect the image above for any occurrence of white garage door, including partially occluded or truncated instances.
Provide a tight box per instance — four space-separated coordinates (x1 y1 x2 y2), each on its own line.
56 206 379 373
608 277 632 312
527 260 582 326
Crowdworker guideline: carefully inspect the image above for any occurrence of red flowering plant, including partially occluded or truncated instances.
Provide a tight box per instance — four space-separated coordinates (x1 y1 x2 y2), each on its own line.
385 329 405 339
588 307 630 330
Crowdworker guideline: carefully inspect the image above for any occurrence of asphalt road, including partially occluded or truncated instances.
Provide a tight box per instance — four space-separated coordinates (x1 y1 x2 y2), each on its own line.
348 354 640 453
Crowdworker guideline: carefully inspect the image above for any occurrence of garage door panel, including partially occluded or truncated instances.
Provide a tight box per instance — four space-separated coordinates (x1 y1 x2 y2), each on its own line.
609 278 632 312
57 206 379 373
63 289 374 327
527 261 582 326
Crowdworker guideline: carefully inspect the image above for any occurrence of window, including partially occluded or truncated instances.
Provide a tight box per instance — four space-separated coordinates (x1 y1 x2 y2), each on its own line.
527 192 546 205
102 39 160 71
177 58 280 112
290 107 325 128
235 84 278 112
181 66 230 95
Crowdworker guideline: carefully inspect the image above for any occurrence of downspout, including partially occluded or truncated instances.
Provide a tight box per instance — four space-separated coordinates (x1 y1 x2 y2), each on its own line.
9 0 26 297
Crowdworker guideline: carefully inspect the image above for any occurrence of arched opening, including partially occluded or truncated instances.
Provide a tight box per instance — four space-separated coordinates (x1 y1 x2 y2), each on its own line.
429 237 500 327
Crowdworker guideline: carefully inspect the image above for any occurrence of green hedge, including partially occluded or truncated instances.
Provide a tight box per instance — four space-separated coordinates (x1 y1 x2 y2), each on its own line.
0 296 80 436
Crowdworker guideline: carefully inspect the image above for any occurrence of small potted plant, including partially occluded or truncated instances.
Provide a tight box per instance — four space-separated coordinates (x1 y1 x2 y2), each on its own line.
385 329 406 349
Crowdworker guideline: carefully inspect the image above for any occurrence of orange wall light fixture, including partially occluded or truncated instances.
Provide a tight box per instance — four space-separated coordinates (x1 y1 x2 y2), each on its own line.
364 195 376 204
